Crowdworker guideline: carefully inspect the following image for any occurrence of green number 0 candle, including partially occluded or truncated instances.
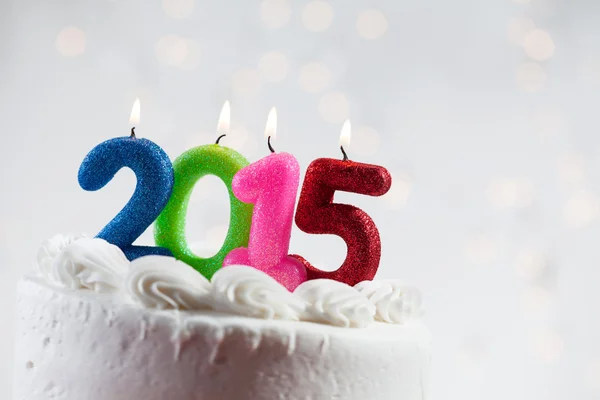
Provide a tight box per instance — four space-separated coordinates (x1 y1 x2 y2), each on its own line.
154 144 253 279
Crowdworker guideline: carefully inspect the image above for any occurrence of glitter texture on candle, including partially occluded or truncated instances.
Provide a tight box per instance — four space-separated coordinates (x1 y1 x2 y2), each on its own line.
223 152 307 291
155 144 253 279
293 158 392 285
78 136 174 260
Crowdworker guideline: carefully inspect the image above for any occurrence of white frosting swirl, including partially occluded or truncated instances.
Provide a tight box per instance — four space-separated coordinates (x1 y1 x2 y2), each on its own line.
211 266 306 321
295 279 375 328
49 238 128 292
126 256 212 310
34 235 423 328
354 280 423 324
35 234 84 278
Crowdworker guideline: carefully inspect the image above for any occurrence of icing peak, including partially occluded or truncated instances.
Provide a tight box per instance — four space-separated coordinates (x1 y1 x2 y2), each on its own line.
354 280 424 324
211 265 306 320
37 235 128 292
127 256 212 310
295 279 375 328
36 234 83 278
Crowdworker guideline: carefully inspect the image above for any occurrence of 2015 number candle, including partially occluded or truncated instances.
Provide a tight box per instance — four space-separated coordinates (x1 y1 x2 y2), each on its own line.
224 108 307 291
155 102 253 279
293 121 392 286
78 99 174 260
78 101 392 289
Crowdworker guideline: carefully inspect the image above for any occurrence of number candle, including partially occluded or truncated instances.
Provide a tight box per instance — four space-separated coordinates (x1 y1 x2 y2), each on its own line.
78 98 174 260
224 107 307 291
293 121 392 286
155 101 253 279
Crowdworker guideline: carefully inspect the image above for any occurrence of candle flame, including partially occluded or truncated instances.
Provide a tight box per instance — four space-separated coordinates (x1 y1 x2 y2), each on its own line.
265 107 277 140
129 98 141 125
339 119 351 148
217 101 231 136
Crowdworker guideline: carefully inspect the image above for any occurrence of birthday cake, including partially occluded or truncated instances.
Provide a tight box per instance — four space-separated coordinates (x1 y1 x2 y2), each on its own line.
14 236 430 400
13 104 431 400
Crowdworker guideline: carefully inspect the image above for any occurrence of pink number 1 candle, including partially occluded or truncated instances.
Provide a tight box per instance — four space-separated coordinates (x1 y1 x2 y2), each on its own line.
224 108 307 291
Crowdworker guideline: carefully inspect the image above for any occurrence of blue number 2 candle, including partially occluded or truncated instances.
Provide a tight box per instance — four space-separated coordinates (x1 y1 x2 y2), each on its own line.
78 99 174 260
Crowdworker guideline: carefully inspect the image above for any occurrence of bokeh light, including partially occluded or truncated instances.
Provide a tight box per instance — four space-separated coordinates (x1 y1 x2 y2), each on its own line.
155 34 188 67
516 62 547 92
486 178 535 208
299 62 332 93
532 330 564 363
564 190 599 229
302 0 334 32
523 29 555 61
260 0 292 29
258 51 290 83
318 92 350 123
464 233 498 264
55 26 86 57
349 125 381 157
162 0 195 19
507 16 536 46
356 9 388 39
231 68 262 98
382 171 412 210
515 248 547 281
156 36 200 70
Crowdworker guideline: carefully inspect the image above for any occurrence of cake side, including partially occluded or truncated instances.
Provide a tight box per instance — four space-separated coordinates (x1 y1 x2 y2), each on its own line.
14 277 431 400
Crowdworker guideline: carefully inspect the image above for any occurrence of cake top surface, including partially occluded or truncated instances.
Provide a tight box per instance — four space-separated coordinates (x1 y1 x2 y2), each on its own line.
34 234 424 329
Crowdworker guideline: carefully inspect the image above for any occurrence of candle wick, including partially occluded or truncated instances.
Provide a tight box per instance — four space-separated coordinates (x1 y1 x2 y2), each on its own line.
267 136 276 153
130 127 137 139
340 145 349 161
215 134 227 145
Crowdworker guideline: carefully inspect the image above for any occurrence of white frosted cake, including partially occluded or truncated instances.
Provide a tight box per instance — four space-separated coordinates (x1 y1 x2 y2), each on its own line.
14 235 431 400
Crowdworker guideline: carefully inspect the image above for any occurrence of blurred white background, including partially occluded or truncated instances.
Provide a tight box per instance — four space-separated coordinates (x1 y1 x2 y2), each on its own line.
2 0 600 398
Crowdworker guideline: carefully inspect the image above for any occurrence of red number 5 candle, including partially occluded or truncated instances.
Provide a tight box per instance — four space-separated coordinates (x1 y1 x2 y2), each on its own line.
293 121 392 286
